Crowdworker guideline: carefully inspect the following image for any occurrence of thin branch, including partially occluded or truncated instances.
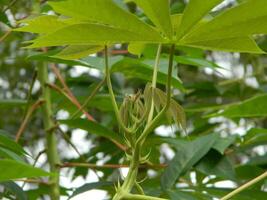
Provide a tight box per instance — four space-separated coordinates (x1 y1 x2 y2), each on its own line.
0 30 12 43
220 171 267 200
58 162 167 169
23 70 38 118
71 77 106 119
22 149 46 189
16 179 51 185
148 44 162 123
104 46 133 134
15 100 45 142
56 126 85 160
50 63 94 121
46 83 93 121
111 50 129 55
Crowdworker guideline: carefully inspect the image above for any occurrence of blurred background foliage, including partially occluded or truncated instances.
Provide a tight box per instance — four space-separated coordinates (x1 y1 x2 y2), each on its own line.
1 0 267 199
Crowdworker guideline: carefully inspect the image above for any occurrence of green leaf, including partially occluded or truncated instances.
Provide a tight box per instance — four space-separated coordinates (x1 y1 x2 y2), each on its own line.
59 119 123 144
134 0 173 38
183 36 264 54
27 50 92 67
70 181 113 199
161 133 218 190
214 94 267 118
171 14 182 33
27 23 164 48
1 181 28 200
175 55 222 70
49 0 159 38
14 15 69 34
0 99 27 107
212 135 237 154
0 159 50 182
183 0 267 42
0 130 27 156
128 43 146 56
168 190 210 200
54 45 104 60
0 147 24 162
111 58 184 91
176 0 223 39
196 150 236 180
240 128 267 150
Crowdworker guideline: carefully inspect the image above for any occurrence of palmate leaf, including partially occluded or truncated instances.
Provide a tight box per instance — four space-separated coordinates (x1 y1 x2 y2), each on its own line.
182 0 267 42
27 23 164 48
176 0 223 40
48 0 159 36
134 0 173 39
184 36 265 54
15 15 69 34
17 0 267 54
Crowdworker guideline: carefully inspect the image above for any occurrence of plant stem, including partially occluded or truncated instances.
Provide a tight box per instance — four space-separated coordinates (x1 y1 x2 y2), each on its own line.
104 45 133 135
15 99 45 142
220 171 267 200
148 44 162 123
137 44 175 145
38 62 60 200
113 44 175 200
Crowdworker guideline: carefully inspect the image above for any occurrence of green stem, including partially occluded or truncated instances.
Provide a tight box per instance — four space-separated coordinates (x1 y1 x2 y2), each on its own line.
137 44 175 145
113 44 175 200
220 171 267 200
148 44 162 123
104 46 133 135
38 63 60 200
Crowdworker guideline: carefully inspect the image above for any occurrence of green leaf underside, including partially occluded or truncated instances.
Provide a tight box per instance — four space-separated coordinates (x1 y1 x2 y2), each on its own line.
48 0 160 38
27 23 164 48
111 58 184 91
218 94 267 118
0 160 50 182
59 119 123 144
183 0 267 42
15 15 69 34
161 134 218 190
183 36 264 53
177 0 223 39
175 55 222 69
0 131 26 156
54 45 104 60
0 147 24 161
134 0 173 38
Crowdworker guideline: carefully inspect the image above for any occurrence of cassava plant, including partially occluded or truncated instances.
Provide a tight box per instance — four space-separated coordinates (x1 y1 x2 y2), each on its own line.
1 0 267 199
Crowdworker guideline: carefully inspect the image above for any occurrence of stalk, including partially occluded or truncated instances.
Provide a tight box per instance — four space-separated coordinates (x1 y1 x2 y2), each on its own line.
38 62 60 200
148 44 162 123
104 46 133 135
220 171 267 200
113 44 175 200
